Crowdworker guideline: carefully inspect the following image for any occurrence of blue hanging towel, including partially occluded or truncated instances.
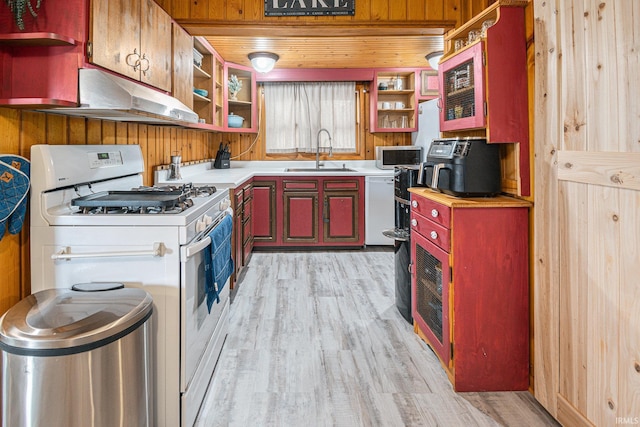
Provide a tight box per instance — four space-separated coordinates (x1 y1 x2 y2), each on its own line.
0 157 30 241
0 155 30 236
203 214 234 313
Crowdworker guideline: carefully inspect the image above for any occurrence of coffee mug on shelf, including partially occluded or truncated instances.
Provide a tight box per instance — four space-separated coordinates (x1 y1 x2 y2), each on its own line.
395 101 405 109
381 101 392 110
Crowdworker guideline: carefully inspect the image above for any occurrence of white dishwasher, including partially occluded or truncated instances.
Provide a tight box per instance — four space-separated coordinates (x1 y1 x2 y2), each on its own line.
365 175 395 245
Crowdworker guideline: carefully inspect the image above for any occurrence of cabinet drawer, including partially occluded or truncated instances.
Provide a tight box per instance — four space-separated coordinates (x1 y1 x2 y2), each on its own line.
243 198 252 222
283 180 318 191
324 179 359 190
410 196 451 229
411 211 450 252
234 189 243 206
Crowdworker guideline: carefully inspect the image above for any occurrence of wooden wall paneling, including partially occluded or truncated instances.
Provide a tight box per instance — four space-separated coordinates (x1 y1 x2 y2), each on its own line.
369 0 390 21
170 0 189 20
226 0 245 20
426 0 446 20
69 117 87 145
558 180 589 415
0 108 23 314
207 0 225 20
613 1 639 154
619 189 640 420
116 122 129 145
102 121 117 145
354 0 372 20
532 0 560 417
146 126 159 181
406 0 427 20
138 124 150 185
586 184 619 427
87 119 102 145
444 0 464 26
46 115 69 145
190 0 209 20
389 0 408 20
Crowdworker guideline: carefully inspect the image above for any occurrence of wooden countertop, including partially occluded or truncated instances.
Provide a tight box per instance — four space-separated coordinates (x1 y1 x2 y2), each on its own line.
408 187 532 208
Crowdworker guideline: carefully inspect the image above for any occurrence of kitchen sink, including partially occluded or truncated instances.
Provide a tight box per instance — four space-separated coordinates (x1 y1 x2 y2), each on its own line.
284 167 357 172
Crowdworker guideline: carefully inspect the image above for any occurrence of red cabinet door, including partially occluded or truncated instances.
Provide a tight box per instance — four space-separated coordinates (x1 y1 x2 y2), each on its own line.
411 229 451 367
252 180 277 244
439 42 486 132
323 190 359 243
283 192 318 243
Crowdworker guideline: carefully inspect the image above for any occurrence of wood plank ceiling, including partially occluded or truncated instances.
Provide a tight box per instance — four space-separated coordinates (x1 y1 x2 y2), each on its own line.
180 12 451 70
203 35 445 69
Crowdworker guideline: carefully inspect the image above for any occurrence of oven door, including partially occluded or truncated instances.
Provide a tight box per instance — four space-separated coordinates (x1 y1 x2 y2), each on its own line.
180 214 230 426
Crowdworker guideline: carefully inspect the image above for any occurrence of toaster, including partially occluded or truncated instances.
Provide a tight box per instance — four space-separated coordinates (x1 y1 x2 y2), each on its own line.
418 137 501 197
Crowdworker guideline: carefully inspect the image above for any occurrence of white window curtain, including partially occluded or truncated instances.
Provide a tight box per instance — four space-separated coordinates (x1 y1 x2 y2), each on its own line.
264 82 356 153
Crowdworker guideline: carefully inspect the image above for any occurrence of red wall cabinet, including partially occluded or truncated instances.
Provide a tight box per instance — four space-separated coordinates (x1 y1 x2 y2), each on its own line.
438 2 530 196
0 0 86 106
223 62 257 132
410 188 531 392
439 42 486 132
370 69 418 133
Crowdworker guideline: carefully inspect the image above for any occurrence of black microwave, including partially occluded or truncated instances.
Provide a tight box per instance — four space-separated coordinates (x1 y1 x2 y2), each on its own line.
375 146 423 170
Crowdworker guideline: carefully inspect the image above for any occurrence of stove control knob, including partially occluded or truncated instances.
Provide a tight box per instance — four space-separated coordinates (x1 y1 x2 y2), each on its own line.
220 198 230 211
196 219 207 232
203 214 213 225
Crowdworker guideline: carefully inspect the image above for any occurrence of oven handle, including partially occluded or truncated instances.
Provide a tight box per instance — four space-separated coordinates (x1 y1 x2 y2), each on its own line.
184 236 211 259
51 242 167 260
183 211 232 260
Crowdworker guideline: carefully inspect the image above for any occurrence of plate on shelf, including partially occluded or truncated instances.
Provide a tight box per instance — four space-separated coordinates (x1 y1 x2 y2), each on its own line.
193 88 208 97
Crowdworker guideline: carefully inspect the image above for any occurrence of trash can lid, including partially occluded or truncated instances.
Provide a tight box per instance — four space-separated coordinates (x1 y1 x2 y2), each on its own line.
0 285 153 354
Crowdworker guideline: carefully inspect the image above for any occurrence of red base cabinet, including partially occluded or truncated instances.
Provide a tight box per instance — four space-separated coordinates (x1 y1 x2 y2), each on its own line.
409 188 531 391
253 176 364 248
253 178 277 244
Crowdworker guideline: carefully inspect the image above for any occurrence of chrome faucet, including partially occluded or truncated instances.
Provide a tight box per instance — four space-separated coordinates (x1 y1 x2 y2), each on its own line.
316 128 333 169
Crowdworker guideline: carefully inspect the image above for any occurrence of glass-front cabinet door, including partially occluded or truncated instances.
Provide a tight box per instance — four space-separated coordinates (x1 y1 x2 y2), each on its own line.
411 231 451 366
439 42 486 132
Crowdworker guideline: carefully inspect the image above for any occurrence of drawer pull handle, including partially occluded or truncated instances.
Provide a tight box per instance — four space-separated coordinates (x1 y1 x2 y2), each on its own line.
411 219 417 227
431 209 439 218
430 231 438 239
412 200 418 208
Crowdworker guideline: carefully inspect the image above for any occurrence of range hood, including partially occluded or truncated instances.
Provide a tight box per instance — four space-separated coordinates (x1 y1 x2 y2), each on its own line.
43 69 199 125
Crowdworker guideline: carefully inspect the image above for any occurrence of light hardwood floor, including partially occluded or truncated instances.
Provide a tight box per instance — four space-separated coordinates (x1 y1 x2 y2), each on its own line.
197 249 559 427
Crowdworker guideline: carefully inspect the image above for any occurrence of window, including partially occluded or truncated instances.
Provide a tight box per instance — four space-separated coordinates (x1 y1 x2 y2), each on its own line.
264 82 356 153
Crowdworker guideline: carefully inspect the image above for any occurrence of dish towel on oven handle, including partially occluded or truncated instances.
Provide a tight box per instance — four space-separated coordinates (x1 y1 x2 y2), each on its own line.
204 213 234 313
0 155 30 241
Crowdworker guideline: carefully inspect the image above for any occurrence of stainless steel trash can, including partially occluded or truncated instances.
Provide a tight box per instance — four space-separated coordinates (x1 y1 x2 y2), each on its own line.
0 283 153 427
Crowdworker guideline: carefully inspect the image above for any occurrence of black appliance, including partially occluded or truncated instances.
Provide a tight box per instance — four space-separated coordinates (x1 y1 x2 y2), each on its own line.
418 137 501 197
387 166 420 324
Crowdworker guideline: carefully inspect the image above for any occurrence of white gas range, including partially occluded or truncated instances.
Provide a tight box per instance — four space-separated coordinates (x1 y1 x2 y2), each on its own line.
30 144 233 427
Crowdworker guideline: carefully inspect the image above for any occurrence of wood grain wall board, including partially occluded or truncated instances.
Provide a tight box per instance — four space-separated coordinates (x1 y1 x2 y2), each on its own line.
558 180 589 415
619 188 640 420
557 151 640 191
586 184 619 427
557 394 596 427
532 0 560 417
613 1 640 155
